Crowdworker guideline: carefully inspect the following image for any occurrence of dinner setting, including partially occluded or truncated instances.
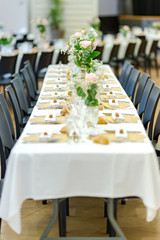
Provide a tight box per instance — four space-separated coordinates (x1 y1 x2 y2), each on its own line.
0 1 160 240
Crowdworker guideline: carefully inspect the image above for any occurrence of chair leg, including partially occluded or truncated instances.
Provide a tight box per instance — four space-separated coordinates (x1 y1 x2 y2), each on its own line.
58 200 66 237
106 199 117 236
0 218 2 232
155 58 159 76
66 198 69 216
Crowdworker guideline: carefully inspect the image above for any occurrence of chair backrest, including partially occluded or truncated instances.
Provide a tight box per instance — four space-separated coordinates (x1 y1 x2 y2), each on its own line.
21 67 36 101
143 85 160 130
0 93 15 141
119 61 130 84
149 40 158 55
56 51 68 64
0 55 18 76
95 46 104 60
134 72 149 108
19 52 37 72
11 77 28 116
24 60 38 93
138 79 154 118
36 50 54 74
137 39 147 57
152 110 160 142
124 42 136 59
125 68 140 101
0 102 14 155
0 136 6 179
5 85 23 139
109 44 120 61
14 73 31 108
121 64 134 89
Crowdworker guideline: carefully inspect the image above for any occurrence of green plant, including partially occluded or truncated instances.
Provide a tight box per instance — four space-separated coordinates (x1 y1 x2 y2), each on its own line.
48 0 63 30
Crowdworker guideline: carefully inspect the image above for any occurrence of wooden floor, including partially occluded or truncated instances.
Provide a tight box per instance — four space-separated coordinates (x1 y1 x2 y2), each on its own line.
1 63 160 240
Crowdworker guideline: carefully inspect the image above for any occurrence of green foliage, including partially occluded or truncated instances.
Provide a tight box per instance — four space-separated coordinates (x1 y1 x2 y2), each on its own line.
76 86 86 99
85 84 98 106
0 36 13 45
48 0 63 30
37 24 46 34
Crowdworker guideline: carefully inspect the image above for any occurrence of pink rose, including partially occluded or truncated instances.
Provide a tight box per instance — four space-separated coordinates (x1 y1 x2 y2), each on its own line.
80 41 91 49
74 32 82 38
86 73 97 84
81 30 85 34
92 40 98 50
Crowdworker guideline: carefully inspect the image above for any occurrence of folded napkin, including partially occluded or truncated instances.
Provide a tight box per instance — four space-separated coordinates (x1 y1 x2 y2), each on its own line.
102 114 139 123
40 94 68 100
36 101 66 109
92 132 146 144
100 93 127 99
29 115 65 124
100 101 130 109
22 133 68 143
101 87 122 92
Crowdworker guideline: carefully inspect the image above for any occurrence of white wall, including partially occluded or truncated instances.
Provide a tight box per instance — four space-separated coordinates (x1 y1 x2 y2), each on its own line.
0 0 28 33
98 0 118 16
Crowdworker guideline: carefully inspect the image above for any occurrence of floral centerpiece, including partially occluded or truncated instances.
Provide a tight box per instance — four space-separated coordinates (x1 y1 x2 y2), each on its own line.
76 72 98 106
152 21 160 32
36 18 48 39
90 17 102 39
0 32 13 45
119 25 130 38
63 27 101 72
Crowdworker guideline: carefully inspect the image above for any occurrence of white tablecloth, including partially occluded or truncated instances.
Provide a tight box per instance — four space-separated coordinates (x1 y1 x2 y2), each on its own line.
0 65 160 235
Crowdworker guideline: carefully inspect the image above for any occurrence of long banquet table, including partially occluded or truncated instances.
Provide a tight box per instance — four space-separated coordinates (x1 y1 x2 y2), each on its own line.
0 64 160 239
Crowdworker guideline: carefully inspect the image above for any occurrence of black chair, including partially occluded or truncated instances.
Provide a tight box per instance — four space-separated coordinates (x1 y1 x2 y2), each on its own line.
20 67 38 107
134 72 150 109
120 64 133 89
0 55 18 95
136 39 147 71
14 73 34 110
151 110 160 163
118 61 130 84
36 50 54 79
0 93 16 141
142 85 160 135
95 45 104 61
18 52 37 73
107 43 120 77
125 68 140 101
0 102 15 231
124 42 136 64
11 77 32 120
146 40 159 76
24 60 40 95
5 85 24 139
138 79 154 119
56 51 68 64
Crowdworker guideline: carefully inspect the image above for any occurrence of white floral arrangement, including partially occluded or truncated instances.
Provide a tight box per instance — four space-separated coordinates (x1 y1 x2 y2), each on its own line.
0 32 13 45
152 21 160 30
119 25 130 38
63 27 101 72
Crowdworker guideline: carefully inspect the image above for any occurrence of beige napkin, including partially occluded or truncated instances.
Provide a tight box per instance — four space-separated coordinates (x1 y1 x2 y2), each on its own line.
91 132 146 144
40 95 69 100
100 93 127 99
29 116 65 124
101 87 121 92
36 101 66 109
107 80 117 84
101 114 139 123
43 87 67 92
22 133 68 143
100 102 130 109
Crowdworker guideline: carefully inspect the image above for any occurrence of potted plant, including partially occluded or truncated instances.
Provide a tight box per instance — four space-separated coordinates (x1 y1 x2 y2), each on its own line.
48 0 64 39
